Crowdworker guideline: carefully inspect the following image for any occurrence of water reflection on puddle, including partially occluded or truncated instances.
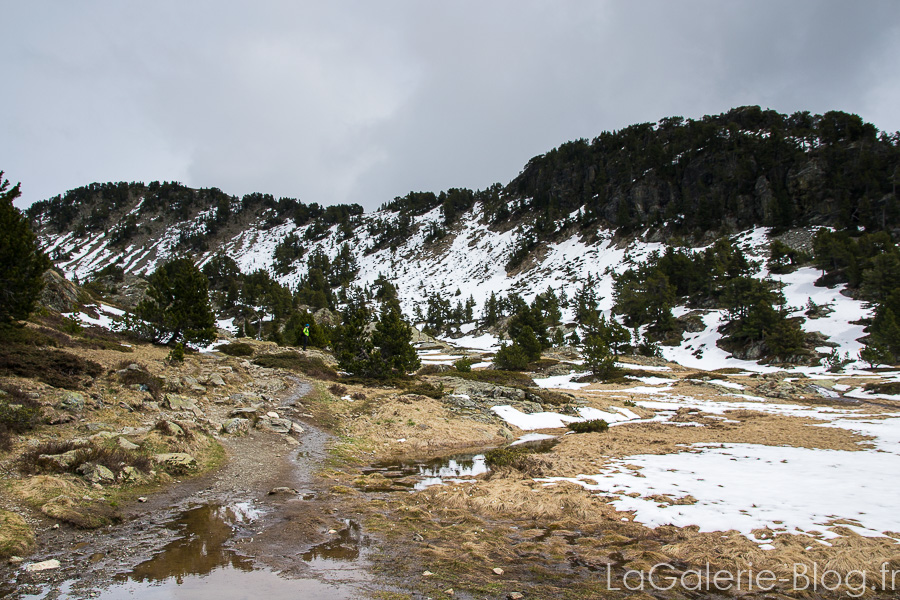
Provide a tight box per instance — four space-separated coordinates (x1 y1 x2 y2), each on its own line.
362 438 558 491
85 503 359 600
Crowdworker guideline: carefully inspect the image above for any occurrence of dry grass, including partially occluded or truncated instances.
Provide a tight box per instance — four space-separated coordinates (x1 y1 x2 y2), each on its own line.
40 494 121 529
0 510 34 558
253 352 338 380
345 395 503 459
19 439 152 477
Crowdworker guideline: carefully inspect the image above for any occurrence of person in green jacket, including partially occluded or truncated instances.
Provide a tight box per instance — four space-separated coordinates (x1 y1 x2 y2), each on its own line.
302 324 310 351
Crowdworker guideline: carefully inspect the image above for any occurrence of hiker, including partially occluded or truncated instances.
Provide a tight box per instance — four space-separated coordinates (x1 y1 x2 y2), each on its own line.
302 323 310 351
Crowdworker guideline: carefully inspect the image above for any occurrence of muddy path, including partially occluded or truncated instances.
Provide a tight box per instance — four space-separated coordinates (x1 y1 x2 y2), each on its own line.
2 378 385 600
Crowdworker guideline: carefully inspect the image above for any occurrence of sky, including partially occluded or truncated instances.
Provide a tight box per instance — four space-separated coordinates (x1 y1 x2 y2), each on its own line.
3 1 899 211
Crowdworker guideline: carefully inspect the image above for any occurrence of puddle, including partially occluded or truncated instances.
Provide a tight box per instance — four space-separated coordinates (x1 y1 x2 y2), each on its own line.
299 519 369 581
115 503 258 583
361 438 559 491
54 502 364 600
362 452 488 491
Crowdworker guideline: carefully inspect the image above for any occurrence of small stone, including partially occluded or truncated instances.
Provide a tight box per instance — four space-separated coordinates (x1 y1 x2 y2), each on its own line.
492 567 504 575
291 422 305 434
444 589 454 596
422 570 435 577
8 556 23 565
412 533 424 541
51 524 59 530
268 487 297 495
507 593 524 600
266 411 279 419
25 559 60 572
137 497 148 503
328 529 338 534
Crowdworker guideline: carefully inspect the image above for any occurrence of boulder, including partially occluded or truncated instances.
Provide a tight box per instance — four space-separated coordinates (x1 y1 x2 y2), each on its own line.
116 437 140 451
221 418 251 435
163 394 198 412
37 450 82 471
119 466 144 483
256 417 292 434
206 373 226 387
228 407 258 419
58 392 86 412
153 453 197 471
76 463 115 485
154 420 185 437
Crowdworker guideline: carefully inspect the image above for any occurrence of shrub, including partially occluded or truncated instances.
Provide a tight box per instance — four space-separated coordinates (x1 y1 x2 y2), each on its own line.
0 346 102 389
438 369 536 387
399 380 445 399
567 419 609 434
0 384 40 450
823 349 851 373
329 384 348 396
253 352 338 380
115 363 163 400
453 357 474 372
217 342 254 357
493 342 529 371
166 342 185 364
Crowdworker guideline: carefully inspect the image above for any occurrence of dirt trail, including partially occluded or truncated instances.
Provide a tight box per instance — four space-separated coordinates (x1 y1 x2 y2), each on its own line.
1 378 380 600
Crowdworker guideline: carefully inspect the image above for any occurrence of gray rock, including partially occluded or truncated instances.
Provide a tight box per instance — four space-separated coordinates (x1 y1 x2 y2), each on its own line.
257 417 292 434
163 394 197 411
153 453 197 470
230 392 263 405
290 422 305 434
268 487 297 495
58 392 86 412
155 420 184 437
206 373 226 387
228 407 258 420
37 449 82 470
222 418 251 435
76 462 115 484
25 559 61 572
116 437 140 451
120 465 144 483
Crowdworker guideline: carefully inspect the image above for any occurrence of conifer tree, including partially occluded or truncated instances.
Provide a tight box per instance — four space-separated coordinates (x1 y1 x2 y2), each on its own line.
134 257 216 346
332 289 373 375
0 173 50 324
515 325 542 362
371 297 420 376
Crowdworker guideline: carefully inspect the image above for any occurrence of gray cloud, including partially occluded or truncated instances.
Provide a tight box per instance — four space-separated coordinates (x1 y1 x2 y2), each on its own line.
2 1 898 210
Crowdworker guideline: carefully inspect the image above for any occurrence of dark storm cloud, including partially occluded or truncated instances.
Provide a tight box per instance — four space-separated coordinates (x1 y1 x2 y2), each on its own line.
2 1 898 210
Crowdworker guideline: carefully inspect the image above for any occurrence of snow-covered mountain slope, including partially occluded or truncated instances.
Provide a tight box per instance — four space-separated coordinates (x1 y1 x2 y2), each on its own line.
38 200 873 373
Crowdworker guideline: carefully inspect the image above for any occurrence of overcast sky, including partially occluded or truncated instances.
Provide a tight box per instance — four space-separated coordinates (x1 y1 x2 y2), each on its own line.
3 1 899 211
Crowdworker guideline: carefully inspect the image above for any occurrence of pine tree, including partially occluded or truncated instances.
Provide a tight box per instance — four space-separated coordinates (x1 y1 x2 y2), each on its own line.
0 173 50 324
583 332 619 380
371 297 420 377
494 342 529 371
332 289 373 375
515 325 542 362
483 292 500 327
134 257 216 346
